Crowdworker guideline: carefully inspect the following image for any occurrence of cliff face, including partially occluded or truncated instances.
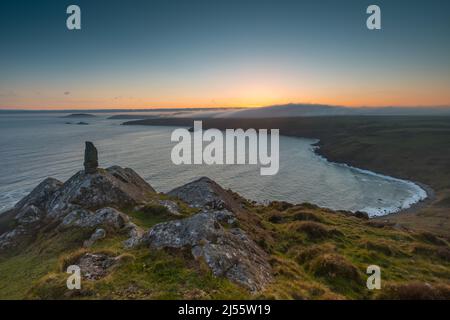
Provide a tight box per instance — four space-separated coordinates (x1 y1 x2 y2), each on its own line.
0 143 449 300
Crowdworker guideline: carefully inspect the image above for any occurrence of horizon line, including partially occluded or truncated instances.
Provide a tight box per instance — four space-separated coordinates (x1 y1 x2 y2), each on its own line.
1 102 450 112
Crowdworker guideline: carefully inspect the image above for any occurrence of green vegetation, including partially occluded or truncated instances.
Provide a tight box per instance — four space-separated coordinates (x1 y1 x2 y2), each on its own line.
254 202 450 299
1 197 449 300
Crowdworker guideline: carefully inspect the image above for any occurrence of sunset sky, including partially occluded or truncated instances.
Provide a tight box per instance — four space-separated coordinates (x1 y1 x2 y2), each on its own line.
1 0 449 110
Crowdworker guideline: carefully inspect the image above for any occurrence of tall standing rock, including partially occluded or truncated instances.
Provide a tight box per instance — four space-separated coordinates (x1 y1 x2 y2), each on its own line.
84 141 98 174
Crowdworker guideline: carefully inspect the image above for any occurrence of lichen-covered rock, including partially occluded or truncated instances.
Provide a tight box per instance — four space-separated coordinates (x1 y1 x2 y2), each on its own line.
0 225 26 250
123 222 145 248
158 200 181 215
168 177 240 212
60 207 129 230
14 178 63 212
14 205 45 225
141 210 272 292
0 178 62 249
76 253 116 280
83 228 106 247
47 166 155 217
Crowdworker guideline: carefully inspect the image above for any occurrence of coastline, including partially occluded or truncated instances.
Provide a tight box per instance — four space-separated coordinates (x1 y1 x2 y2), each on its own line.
310 140 433 218
386 181 435 216
124 118 434 218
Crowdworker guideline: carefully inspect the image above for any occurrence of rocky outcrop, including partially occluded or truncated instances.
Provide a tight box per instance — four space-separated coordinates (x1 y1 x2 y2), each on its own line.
168 177 242 212
0 143 155 252
0 178 63 250
0 143 272 293
141 210 272 292
0 225 26 251
60 207 129 230
14 178 63 212
47 166 155 217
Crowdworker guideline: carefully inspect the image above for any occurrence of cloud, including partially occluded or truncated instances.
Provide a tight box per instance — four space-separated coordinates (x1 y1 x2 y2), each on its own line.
64 91 71 95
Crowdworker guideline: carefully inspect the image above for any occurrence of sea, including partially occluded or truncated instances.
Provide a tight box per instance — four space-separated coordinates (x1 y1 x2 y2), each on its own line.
0 111 427 217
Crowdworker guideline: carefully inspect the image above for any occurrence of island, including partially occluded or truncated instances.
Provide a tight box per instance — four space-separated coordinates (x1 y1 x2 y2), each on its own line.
62 113 97 118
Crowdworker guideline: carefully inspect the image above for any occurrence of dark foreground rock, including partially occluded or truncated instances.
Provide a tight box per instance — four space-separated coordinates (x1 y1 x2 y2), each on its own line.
84 141 98 173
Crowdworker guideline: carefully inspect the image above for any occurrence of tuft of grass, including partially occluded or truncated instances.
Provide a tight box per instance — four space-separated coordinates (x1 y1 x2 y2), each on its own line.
294 221 343 241
125 204 173 229
376 282 450 300
417 232 447 246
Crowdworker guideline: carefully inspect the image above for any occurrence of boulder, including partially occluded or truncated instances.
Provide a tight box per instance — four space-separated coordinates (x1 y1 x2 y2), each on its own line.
76 253 116 280
60 207 129 230
123 222 145 248
158 200 181 215
141 210 272 292
168 177 241 212
83 228 106 247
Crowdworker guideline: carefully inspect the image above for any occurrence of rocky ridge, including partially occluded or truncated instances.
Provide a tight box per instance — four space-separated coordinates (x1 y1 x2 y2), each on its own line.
0 142 272 292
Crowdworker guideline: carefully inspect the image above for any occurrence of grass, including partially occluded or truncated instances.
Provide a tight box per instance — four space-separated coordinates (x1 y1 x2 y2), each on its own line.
1 189 449 299
25 236 249 300
253 203 450 299
124 199 198 229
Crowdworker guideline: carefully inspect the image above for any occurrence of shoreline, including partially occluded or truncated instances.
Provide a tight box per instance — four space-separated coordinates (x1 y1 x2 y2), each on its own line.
125 120 434 217
380 181 435 217
310 140 433 218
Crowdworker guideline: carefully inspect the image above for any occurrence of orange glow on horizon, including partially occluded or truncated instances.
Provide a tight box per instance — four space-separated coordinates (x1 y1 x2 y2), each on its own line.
1 88 450 110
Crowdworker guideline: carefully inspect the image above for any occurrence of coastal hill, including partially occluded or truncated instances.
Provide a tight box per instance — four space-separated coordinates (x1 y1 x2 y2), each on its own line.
218 104 450 118
0 142 449 299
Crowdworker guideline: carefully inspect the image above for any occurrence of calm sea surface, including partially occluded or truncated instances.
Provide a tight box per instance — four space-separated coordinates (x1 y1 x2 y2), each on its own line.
0 112 426 216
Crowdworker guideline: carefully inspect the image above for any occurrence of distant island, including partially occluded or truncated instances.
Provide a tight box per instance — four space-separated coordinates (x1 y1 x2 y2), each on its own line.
62 113 96 118
108 114 159 120
65 121 90 125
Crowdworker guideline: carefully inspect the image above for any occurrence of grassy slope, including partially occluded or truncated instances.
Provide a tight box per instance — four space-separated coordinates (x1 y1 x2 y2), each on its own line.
124 116 450 236
1 196 449 300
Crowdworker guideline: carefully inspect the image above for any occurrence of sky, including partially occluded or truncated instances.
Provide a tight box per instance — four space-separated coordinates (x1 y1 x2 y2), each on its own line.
0 0 449 110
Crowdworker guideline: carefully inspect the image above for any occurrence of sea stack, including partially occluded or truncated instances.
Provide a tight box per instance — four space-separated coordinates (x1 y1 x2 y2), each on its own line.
84 141 98 174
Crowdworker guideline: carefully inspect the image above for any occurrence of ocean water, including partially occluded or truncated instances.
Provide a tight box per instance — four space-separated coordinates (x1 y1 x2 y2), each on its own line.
0 112 427 216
